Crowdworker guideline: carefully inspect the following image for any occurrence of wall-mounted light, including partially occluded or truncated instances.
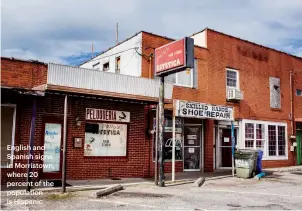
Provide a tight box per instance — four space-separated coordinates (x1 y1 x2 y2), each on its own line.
76 117 82 127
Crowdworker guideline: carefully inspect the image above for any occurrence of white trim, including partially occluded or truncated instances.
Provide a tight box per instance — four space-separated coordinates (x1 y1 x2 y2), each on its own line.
241 119 288 160
226 68 240 90
1 104 17 168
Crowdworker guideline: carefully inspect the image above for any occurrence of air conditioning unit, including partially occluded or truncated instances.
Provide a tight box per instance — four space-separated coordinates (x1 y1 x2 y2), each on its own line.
227 89 243 101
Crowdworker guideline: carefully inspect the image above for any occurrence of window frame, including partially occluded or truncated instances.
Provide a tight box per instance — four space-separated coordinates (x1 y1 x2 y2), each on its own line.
1 104 17 168
175 68 194 88
103 62 110 72
296 89 302 96
115 56 121 74
241 119 288 160
92 62 100 70
226 68 240 90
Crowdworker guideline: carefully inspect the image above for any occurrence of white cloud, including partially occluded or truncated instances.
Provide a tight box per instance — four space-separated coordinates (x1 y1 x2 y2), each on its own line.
1 0 302 64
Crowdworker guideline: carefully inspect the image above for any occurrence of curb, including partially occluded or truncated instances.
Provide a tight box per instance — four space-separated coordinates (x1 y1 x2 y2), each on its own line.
264 166 302 173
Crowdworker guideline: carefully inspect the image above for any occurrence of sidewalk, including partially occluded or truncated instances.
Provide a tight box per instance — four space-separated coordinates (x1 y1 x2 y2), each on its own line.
2 166 301 193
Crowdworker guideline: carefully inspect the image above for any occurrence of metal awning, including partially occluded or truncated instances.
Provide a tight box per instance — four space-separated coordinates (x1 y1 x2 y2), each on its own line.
33 63 173 103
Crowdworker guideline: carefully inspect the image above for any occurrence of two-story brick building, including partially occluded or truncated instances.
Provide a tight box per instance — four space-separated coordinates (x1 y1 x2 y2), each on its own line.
81 28 302 172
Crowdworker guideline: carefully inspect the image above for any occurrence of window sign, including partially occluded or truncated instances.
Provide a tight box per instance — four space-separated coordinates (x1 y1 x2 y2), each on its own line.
43 123 61 172
84 123 127 156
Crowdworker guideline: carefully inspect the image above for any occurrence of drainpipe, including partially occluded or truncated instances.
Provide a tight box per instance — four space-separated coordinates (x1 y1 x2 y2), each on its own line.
290 71 294 136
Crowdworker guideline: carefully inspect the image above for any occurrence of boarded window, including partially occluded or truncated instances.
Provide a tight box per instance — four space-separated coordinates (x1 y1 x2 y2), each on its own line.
269 77 281 109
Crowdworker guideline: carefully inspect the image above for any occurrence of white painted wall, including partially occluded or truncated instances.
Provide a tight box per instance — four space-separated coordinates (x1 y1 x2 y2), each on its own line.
80 33 142 77
191 30 207 48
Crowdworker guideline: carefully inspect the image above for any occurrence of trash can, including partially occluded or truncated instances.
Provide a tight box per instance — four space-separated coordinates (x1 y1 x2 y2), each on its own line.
256 150 263 174
235 150 258 178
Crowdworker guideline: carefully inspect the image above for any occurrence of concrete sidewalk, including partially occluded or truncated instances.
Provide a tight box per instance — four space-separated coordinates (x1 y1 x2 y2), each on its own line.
2 166 301 193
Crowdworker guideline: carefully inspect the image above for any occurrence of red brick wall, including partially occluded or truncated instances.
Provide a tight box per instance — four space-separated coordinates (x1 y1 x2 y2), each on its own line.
294 69 302 121
1 58 47 89
141 30 302 169
1 92 151 185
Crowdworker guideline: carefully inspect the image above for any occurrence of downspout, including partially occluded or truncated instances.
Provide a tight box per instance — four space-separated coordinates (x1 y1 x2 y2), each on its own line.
290 71 294 136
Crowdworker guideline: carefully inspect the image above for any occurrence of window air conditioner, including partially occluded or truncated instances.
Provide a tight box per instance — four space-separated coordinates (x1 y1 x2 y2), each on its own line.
227 89 243 101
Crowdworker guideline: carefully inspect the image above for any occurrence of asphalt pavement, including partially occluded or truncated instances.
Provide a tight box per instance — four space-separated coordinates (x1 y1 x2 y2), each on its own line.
2 170 302 210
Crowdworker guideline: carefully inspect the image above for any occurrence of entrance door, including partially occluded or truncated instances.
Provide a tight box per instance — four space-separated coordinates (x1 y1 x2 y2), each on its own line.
41 120 63 179
297 130 302 165
220 128 237 167
184 126 201 171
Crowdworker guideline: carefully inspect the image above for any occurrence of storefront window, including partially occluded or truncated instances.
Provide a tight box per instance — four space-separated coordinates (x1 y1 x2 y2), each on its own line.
243 120 287 158
153 116 183 161
84 122 127 156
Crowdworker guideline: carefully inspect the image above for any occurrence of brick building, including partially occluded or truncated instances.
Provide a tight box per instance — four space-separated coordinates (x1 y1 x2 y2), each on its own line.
1 57 173 186
81 28 302 172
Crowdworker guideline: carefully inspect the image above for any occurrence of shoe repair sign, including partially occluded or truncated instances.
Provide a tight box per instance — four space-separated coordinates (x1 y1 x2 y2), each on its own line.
176 100 234 121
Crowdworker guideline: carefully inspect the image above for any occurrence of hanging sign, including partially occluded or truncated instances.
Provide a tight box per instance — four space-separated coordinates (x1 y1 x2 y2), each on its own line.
86 108 130 123
176 100 234 121
154 37 194 76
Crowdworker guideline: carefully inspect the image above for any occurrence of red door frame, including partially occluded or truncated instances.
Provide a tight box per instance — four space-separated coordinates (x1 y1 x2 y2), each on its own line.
221 128 237 167
40 117 64 180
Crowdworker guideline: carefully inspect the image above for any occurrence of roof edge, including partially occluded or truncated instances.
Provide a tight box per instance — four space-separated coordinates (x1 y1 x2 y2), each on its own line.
78 31 144 66
1 57 47 65
206 28 302 60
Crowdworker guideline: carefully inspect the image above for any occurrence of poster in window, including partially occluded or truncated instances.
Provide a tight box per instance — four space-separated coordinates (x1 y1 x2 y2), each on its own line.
43 123 62 172
84 123 127 156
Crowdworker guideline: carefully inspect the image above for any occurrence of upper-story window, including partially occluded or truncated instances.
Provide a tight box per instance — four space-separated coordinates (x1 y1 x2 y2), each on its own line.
269 77 281 109
296 89 302 96
92 62 100 70
226 68 239 89
164 59 197 88
115 57 121 74
103 62 110 71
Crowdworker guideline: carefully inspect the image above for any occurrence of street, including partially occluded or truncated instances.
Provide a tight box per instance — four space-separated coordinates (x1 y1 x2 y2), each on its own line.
2 170 302 210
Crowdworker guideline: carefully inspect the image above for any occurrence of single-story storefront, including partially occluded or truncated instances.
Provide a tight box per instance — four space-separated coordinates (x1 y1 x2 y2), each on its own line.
1 62 174 186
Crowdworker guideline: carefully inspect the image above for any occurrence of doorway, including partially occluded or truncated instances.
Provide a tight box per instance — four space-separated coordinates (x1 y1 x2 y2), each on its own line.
40 119 63 179
183 125 202 171
297 130 302 165
220 128 237 167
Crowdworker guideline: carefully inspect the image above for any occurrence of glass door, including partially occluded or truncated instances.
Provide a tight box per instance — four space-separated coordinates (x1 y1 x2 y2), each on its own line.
41 121 63 179
183 126 201 171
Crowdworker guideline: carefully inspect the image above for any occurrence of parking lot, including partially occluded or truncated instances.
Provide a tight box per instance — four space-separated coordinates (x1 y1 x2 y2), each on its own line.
2 171 302 210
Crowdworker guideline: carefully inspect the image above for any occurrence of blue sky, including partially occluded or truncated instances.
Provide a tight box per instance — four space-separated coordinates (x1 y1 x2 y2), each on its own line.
2 0 302 66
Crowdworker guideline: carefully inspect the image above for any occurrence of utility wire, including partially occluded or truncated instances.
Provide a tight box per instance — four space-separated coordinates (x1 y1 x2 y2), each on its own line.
85 47 139 64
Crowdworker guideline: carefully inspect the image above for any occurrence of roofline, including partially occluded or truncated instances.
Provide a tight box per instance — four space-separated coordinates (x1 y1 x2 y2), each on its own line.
141 30 175 41
189 27 208 37
1 57 47 65
79 30 177 67
79 29 210 67
205 28 302 60
78 31 144 66
141 30 208 51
